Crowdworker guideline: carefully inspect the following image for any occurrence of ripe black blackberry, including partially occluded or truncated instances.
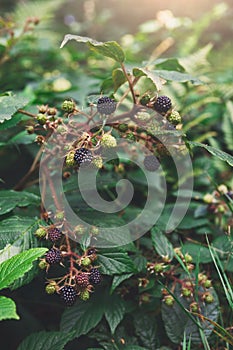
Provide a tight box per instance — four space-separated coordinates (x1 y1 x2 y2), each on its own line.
143 155 160 172
74 148 93 167
97 96 116 115
153 96 172 114
47 227 62 242
45 248 62 264
59 285 77 306
89 268 101 285
76 273 89 288
87 247 97 256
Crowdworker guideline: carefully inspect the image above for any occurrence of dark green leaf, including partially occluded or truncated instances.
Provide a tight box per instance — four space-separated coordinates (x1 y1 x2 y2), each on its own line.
105 294 125 334
188 141 233 166
17 331 75 350
0 216 38 260
134 312 158 350
178 217 209 229
110 273 133 294
60 291 104 337
0 248 47 290
8 130 36 145
0 94 29 123
0 190 40 216
60 35 125 63
151 226 174 260
0 296 19 321
98 251 136 274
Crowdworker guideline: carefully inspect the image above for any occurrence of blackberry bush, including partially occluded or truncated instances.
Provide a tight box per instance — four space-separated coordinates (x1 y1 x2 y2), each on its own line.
74 147 93 166
89 268 102 285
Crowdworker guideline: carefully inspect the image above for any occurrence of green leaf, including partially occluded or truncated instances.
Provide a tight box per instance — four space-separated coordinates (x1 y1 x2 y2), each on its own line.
0 248 47 290
0 216 38 261
60 291 104 337
178 217 209 229
0 296 19 321
112 68 127 92
110 273 133 294
0 190 40 216
188 141 233 166
182 243 212 263
60 35 125 63
151 226 174 260
7 130 36 145
222 101 233 150
105 294 125 334
154 58 185 72
98 251 136 275
133 67 165 91
0 95 29 123
123 346 149 350
155 70 203 85
133 312 158 350
17 331 75 350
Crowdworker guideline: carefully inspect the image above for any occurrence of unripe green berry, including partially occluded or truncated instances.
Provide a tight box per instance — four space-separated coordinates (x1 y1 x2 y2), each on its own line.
79 290 90 301
136 111 151 121
61 99 76 113
65 151 75 167
90 226 99 235
81 257 91 267
182 287 191 297
126 133 136 141
34 227 47 239
92 156 103 169
26 125 34 134
56 125 67 134
218 184 228 194
167 111 181 125
36 113 47 125
101 134 117 148
203 193 214 204
118 124 128 132
74 224 86 236
45 283 57 295
38 259 47 270
190 302 198 312
184 253 193 263
154 263 164 273
140 94 150 106
203 292 214 303
164 295 175 306
203 279 212 288
198 273 207 283
217 204 225 213
55 211 64 220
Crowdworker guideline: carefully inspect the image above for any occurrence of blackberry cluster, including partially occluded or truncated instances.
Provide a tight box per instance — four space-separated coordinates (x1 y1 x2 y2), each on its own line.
59 285 77 306
74 148 93 167
45 248 62 264
47 227 62 242
89 268 102 285
143 155 160 172
97 96 116 115
153 96 172 114
76 273 89 288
